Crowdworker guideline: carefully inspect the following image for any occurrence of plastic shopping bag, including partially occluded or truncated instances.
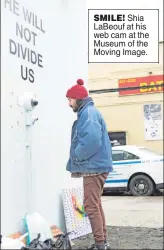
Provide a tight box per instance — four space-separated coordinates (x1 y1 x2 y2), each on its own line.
24 212 53 245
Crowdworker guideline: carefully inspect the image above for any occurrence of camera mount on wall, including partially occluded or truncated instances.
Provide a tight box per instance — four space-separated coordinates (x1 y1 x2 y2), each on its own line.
17 92 39 126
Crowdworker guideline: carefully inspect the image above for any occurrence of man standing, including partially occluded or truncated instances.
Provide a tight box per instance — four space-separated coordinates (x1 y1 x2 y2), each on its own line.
66 79 113 250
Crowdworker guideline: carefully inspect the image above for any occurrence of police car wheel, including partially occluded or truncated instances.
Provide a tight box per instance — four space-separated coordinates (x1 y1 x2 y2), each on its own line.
129 175 154 196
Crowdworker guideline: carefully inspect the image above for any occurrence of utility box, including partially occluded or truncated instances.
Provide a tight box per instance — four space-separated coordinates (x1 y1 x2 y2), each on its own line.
1 0 87 235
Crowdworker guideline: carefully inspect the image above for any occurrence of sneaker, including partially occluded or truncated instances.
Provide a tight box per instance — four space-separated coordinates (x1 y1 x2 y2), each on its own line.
105 242 110 249
87 243 110 250
87 244 97 250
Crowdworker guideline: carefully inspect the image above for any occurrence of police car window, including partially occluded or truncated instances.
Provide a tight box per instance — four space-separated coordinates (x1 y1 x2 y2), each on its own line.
123 151 139 160
112 150 139 161
112 150 124 161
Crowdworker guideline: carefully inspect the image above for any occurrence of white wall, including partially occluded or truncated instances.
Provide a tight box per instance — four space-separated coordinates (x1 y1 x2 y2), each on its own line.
1 0 87 235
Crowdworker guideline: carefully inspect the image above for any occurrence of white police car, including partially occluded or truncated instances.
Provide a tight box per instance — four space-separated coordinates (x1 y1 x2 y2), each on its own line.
104 145 163 196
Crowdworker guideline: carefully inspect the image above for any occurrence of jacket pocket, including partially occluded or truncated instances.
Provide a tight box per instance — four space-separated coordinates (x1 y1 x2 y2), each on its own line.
71 149 89 165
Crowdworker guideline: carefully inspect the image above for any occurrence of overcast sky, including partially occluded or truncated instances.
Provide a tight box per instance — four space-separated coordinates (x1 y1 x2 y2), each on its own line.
88 0 163 41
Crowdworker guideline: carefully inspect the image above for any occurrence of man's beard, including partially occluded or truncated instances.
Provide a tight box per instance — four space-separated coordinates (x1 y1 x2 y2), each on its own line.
70 100 82 113
70 106 78 112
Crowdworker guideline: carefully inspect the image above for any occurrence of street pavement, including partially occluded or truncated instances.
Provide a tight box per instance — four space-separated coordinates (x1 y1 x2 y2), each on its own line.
102 193 163 228
72 192 163 249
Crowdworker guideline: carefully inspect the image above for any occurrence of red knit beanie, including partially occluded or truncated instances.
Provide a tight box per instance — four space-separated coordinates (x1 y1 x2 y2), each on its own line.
66 79 88 99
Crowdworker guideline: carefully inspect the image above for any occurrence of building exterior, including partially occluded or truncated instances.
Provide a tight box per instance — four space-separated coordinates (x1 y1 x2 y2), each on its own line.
1 0 87 235
88 42 163 154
